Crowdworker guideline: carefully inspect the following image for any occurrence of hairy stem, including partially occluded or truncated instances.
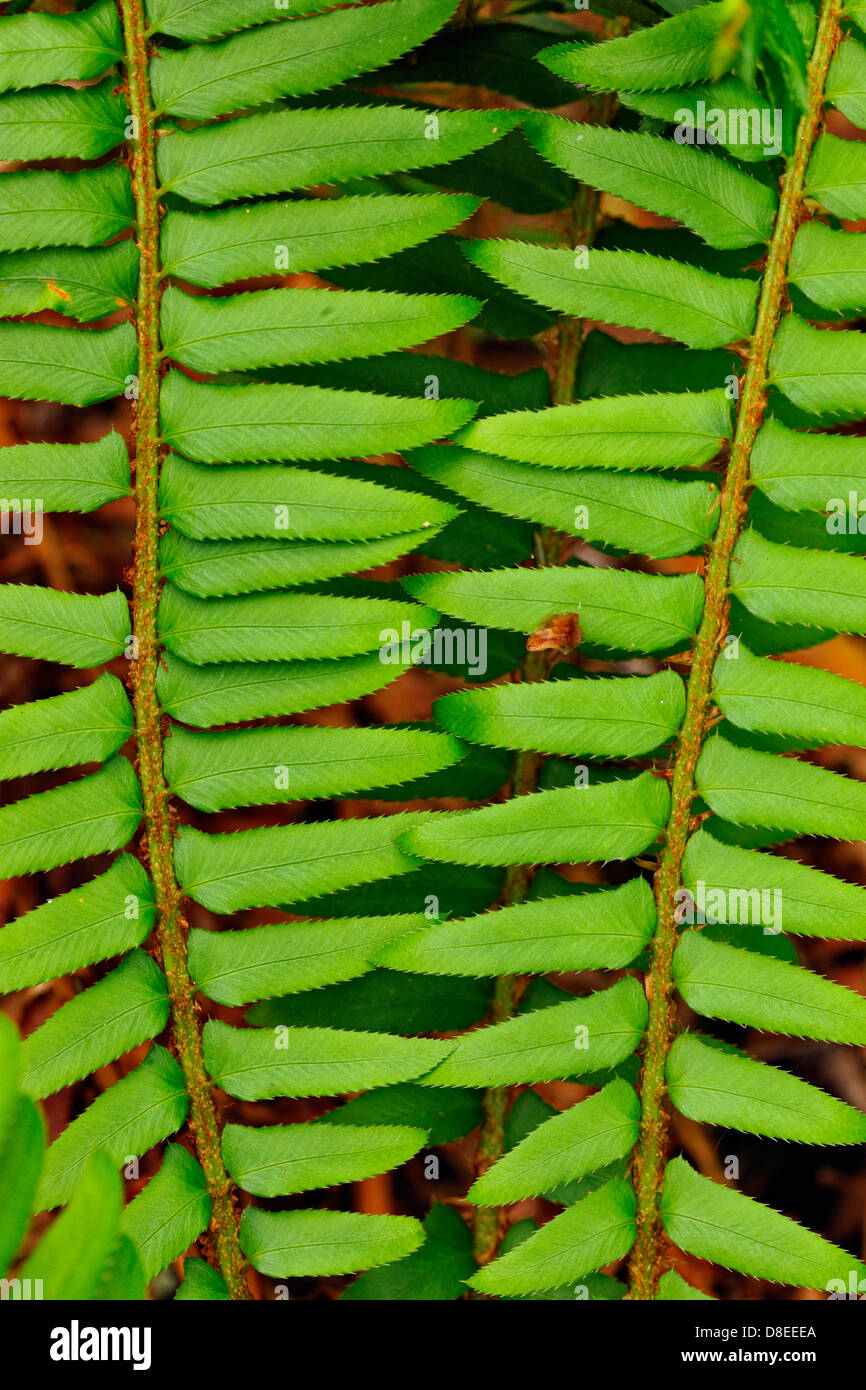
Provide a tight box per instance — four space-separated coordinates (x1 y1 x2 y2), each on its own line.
627 0 843 1300
120 0 249 1300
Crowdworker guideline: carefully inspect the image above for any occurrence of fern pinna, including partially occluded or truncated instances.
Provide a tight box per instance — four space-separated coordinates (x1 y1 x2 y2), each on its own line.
389 0 866 1300
2 0 866 1308
0 0 526 1300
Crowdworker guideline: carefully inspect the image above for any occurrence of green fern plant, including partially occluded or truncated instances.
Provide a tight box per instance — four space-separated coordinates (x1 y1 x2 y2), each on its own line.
0 0 527 1299
391 0 866 1300
3 0 866 1306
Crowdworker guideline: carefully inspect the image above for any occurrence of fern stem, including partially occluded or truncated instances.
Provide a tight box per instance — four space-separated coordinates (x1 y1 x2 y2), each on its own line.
119 0 249 1301
627 0 844 1301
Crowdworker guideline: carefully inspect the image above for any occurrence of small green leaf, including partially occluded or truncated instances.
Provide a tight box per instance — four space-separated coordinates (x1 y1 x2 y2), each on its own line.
661 1157 866 1289
0 756 142 879
404 567 703 654
0 434 130 514
159 372 476 464
166 724 464 812
805 131 866 220
158 584 438 666
433 669 685 759
157 650 407 728
410 443 718 558
455 388 731 471
713 643 866 747
522 114 775 250
0 673 131 779
121 1145 211 1284
0 165 132 254
150 0 460 119
682 826 866 940
0 79 126 162
401 773 668 867
35 1047 187 1211
202 1018 452 1101
20 951 167 1101
223 1120 426 1198
770 314 866 416
240 1206 424 1279
420 977 647 1087
668 1033 866 1143
468 1178 637 1296
160 283 479 374
177 814 423 914
0 856 154 993
189 912 427 1006
0 0 122 94
696 733 866 841
160 193 479 289
674 930 866 1042
0 584 128 667
0 321 136 407
146 0 327 41
469 1079 640 1205
466 241 758 349
541 3 734 91
378 878 655 976
0 241 137 322
751 414 866 511
157 106 519 206
159 452 457 543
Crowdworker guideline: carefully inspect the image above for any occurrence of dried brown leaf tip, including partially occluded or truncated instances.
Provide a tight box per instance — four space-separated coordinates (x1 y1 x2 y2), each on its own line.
526 612 583 653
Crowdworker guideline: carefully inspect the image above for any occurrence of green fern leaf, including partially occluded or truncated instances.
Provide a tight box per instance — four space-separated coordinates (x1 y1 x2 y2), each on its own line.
0 434 130 513
156 106 519 206
661 1157 866 1290
0 673 131 778
0 0 122 92
35 1047 187 1211
150 0 460 120
521 114 776 251
160 284 480 374
240 1206 424 1280
454 388 731 470
120 1145 211 1284
223 1120 426 1199
377 878 654 977
674 930 866 1042
0 756 141 879
159 372 477 464
20 950 167 1101
465 241 759 350
160 192 479 289
467 1178 636 1296
667 1033 866 1143
469 1079 640 1205
420 977 648 1087
0 165 131 253
0 856 155 993
202 1018 452 1101
158 452 457 543
0 320 135 406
